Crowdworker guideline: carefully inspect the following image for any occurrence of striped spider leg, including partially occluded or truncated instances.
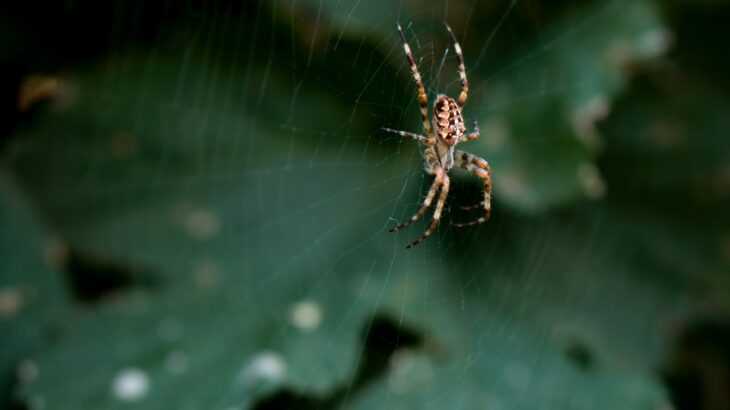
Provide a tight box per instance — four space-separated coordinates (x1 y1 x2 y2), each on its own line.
382 23 492 248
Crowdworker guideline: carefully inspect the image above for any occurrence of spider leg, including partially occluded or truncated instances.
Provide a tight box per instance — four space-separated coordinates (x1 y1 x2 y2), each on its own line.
460 120 480 143
445 23 469 107
397 23 434 138
381 127 434 145
452 150 492 227
407 173 450 248
390 169 443 233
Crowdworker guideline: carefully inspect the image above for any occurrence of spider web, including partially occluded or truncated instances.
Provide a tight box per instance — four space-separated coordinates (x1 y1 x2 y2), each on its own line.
5 1 721 409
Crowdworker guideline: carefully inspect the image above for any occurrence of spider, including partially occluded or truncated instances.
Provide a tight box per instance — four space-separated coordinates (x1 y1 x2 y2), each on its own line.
383 23 492 248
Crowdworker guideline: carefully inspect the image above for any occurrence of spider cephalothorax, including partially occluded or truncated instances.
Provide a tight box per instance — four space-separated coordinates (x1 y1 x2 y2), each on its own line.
382 23 493 248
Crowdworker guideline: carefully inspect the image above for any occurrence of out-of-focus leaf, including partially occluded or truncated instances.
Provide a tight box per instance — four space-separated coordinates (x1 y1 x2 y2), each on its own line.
4 20 416 408
286 0 404 38
0 173 70 406
5 45 675 410
3 1 729 410
471 0 670 212
286 0 670 213
599 70 730 297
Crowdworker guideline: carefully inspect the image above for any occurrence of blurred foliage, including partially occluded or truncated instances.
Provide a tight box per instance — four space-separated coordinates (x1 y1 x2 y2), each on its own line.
1 0 730 409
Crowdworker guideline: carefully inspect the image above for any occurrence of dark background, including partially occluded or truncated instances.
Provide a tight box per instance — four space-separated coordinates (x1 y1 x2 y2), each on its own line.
2 1 729 409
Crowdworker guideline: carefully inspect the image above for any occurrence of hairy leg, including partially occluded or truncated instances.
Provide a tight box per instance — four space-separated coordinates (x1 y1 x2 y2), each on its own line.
381 127 434 145
452 150 492 227
445 23 469 107
390 168 444 233
460 120 480 143
397 24 434 137
407 174 450 248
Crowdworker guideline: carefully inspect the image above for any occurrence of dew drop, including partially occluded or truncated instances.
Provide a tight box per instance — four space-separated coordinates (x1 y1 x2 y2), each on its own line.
289 300 322 332
578 162 606 199
17 359 39 384
0 287 23 318
193 260 221 289
638 29 672 57
112 368 149 401
184 209 221 240
241 351 287 385
387 350 433 394
572 95 610 149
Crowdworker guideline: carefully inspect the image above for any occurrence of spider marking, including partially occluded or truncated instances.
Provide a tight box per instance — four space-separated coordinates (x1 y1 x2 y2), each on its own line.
383 23 492 248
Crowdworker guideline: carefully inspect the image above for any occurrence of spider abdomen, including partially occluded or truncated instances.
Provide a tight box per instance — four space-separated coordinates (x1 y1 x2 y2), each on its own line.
433 95 465 146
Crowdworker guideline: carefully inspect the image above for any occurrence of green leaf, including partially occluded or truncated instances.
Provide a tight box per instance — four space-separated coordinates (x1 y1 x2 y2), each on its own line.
288 0 671 212
4 25 416 407
0 173 70 406
472 0 670 212
3 1 729 409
